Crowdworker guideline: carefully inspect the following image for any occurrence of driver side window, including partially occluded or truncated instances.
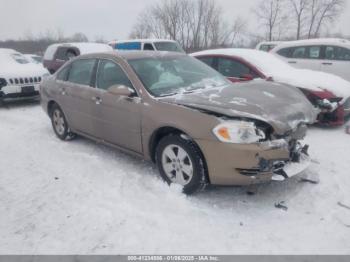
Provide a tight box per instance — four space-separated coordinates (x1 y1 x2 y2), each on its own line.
96 60 134 91
217 57 251 78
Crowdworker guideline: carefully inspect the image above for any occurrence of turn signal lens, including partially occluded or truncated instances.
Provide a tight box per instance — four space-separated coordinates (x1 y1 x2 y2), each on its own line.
217 127 230 140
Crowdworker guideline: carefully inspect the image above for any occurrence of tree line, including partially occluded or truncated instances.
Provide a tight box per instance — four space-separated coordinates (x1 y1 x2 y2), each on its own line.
130 0 347 50
255 0 345 41
0 0 347 54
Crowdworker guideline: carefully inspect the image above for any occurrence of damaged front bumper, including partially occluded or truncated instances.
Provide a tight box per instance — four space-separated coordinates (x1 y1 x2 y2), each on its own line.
196 133 311 186
239 139 311 182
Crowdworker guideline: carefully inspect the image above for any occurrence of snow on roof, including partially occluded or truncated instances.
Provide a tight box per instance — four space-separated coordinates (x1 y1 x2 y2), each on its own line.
0 51 48 77
275 38 350 48
0 48 17 55
43 42 112 60
109 39 177 44
191 48 350 100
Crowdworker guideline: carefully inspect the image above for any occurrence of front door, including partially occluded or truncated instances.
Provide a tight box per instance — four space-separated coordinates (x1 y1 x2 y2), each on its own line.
93 59 142 153
321 46 350 81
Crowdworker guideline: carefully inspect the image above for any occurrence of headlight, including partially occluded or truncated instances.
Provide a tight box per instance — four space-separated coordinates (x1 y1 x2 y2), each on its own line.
213 121 266 144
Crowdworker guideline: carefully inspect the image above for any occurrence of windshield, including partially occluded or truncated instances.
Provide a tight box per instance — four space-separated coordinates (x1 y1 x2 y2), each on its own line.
32 56 43 63
129 55 228 97
154 42 185 53
11 53 30 64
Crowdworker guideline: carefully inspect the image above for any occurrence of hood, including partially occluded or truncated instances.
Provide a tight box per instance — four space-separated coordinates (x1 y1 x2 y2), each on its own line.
159 80 318 135
0 61 48 79
270 68 350 101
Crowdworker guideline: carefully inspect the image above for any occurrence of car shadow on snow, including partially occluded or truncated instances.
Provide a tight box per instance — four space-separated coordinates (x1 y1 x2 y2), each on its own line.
0 99 40 110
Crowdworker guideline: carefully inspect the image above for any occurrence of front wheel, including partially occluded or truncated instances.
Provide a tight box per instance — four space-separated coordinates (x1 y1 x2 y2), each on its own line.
50 104 75 141
156 134 208 195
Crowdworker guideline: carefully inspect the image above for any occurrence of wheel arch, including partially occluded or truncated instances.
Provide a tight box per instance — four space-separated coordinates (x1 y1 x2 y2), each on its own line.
149 126 210 183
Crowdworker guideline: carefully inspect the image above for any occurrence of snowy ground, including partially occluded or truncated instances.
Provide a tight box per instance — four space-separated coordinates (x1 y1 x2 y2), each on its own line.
0 101 350 255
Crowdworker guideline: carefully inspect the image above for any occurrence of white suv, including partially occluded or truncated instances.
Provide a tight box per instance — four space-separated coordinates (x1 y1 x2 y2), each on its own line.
272 38 350 81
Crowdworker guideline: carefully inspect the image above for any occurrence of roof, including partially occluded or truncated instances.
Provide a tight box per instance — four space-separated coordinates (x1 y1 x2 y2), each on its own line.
43 42 112 60
192 48 270 59
274 38 350 49
109 39 178 44
257 41 285 45
79 50 186 61
0 48 17 55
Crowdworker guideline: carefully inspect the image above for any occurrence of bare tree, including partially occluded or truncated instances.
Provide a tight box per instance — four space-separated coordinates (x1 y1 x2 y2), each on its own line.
70 32 89 42
307 0 345 38
130 0 247 51
254 0 287 41
288 0 309 40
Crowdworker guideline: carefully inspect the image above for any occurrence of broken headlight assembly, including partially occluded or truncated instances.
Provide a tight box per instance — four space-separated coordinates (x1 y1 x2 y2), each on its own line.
213 121 266 144
316 97 342 112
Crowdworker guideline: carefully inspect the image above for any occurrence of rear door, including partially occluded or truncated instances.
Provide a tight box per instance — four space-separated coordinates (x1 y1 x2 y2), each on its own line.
321 45 350 81
59 58 98 136
93 59 142 153
283 46 322 71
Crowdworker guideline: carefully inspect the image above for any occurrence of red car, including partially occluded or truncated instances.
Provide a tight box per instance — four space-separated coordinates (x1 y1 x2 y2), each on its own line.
192 49 350 126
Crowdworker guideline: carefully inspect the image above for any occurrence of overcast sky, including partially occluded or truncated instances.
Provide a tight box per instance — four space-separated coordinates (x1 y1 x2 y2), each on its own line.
0 0 349 41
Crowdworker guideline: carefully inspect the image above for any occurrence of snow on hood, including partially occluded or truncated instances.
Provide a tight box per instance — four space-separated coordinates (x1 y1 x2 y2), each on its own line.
191 49 350 101
159 80 318 135
0 50 49 78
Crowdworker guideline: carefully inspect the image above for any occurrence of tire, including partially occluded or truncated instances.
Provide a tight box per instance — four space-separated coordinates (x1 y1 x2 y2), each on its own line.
50 104 75 141
155 134 208 195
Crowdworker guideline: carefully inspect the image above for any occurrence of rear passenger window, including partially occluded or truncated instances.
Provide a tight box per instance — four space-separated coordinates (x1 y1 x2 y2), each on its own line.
96 60 133 91
217 58 251 78
325 46 350 61
291 47 307 58
68 59 96 86
277 48 292 58
55 47 78 61
144 43 155 51
197 57 214 67
308 46 321 59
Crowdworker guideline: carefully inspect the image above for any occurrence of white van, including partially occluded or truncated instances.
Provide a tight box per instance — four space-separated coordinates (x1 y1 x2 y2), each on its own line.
108 39 185 53
272 38 350 81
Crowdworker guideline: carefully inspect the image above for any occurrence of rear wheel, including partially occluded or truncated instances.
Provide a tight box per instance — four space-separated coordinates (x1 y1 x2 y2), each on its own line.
50 104 75 141
156 134 207 195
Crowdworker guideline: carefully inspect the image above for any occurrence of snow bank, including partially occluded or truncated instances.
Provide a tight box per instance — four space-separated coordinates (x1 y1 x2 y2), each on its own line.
0 105 350 254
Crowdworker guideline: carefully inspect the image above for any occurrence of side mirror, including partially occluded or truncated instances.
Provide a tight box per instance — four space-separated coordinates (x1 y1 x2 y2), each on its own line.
108 85 135 97
240 74 254 81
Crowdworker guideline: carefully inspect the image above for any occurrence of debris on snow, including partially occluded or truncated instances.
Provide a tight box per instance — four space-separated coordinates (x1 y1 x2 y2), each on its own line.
338 202 350 211
275 201 288 211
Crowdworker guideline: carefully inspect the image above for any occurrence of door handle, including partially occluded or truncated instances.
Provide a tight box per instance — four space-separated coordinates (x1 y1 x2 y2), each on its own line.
288 61 297 64
59 88 66 95
92 96 102 105
322 62 333 65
